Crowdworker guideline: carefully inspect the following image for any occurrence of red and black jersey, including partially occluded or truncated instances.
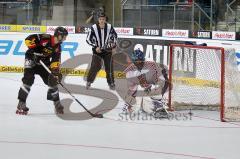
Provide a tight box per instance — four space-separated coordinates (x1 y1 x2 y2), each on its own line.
25 34 61 70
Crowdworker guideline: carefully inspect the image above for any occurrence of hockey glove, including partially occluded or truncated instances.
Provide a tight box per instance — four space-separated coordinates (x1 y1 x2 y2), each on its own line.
48 69 62 87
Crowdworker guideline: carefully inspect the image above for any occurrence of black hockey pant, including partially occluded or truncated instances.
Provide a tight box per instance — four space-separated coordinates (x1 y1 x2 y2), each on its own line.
18 65 60 103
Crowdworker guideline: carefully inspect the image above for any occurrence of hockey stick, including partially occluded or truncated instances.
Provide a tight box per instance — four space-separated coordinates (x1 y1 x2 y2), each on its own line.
39 60 103 118
85 14 93 24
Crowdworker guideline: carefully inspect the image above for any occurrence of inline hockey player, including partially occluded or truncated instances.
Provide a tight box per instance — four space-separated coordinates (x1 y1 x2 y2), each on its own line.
16 27 68 115
123 49 169 118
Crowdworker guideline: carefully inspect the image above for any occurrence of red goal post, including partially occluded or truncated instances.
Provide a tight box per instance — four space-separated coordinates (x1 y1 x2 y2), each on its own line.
168 44 240 122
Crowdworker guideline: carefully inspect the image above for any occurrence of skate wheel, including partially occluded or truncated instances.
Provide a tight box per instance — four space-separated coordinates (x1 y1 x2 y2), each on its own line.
55 111 64 114
16 110 28 115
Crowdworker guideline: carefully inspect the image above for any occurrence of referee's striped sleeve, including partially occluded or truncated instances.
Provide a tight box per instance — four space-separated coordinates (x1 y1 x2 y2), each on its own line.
110 26 118 48
86 27 95 47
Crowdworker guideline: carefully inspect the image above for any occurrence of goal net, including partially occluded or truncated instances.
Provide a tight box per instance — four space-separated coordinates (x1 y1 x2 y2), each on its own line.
168 44 240 122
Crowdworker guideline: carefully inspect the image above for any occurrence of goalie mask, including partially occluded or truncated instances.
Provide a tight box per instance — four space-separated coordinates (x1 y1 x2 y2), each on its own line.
131 49 145 62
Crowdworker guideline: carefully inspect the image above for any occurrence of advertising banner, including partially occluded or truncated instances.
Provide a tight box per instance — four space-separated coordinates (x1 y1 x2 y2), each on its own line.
116 37 194 76
16 25 47 33
236 32 240 40
0 24 17 32
114 27 133 35
47 26 75 34
1 33 240 76
162 29 189 38
212 31 236 40
134 28 161 36
191 31 212 39
76 26 133 35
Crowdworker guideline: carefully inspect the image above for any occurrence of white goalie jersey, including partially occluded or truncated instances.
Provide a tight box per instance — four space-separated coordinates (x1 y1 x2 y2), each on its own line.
124 61 168 97
123 61 169 115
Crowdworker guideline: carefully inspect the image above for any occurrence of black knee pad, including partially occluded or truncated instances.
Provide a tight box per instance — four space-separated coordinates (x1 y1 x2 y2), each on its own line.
22 71 35 86
47 87 60 101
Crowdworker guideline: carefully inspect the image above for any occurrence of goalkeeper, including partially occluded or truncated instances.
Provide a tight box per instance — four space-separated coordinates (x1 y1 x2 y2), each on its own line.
123 49 169 118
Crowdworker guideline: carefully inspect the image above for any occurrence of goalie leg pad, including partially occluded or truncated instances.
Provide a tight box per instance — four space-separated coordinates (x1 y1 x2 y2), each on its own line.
142 96 169 118
151 96 169 118
123 97 142 114
153 108 169 119
124 94 136 105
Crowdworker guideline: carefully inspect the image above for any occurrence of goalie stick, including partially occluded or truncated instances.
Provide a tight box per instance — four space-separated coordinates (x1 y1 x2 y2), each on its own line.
39 60 103 118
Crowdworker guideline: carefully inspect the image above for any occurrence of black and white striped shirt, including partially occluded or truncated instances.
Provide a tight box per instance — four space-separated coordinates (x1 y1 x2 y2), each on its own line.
86 23 117 51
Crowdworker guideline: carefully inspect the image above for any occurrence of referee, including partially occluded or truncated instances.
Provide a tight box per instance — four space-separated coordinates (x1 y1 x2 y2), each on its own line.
86 13 118 90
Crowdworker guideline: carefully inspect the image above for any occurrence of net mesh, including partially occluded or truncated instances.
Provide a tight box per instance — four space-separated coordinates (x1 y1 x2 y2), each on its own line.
169 45 240 121
224 49 240 121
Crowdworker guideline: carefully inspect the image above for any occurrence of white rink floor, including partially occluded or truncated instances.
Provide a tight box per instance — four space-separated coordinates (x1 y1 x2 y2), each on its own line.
0 73 240 159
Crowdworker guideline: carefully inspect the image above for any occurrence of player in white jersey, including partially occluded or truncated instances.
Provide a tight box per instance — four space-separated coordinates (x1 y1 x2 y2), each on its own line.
123 49 169 118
